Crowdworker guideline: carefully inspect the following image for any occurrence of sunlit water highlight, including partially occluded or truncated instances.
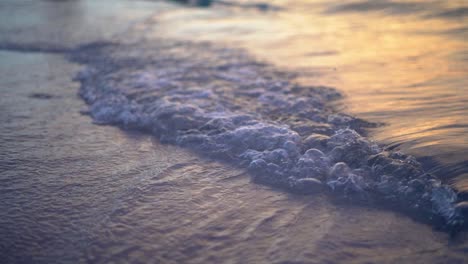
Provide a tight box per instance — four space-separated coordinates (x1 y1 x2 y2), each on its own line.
148 0 468 190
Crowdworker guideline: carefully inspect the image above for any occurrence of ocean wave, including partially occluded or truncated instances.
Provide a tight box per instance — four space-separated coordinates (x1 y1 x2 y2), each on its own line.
70 40 465 232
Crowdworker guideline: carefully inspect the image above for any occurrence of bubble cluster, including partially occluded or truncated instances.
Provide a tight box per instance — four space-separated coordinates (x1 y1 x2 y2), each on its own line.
71 40 464 230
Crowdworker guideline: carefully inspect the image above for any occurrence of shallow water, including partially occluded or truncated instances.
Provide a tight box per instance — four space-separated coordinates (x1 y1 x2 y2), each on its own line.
147 0 468 190
0 50 467 264
1 0 468 263
71 37 463 228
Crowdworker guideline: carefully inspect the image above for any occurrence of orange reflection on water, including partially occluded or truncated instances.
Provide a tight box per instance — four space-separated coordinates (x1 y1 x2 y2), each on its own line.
151 0 468 169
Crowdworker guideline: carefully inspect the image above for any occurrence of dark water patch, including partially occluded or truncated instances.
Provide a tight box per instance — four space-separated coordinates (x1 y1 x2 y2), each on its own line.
306 50 340 57
444 27 468 40
170 0 212 7
425 7 468 20
423 124 468 133
323 0 433 16
418 157 468 184
215 0 282 12
70 39 467 232
28 93 58 100
0 42 72 53
169 0 282 11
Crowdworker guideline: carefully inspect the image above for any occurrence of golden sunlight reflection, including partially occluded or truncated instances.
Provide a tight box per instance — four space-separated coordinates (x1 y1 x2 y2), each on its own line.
150 0 467 180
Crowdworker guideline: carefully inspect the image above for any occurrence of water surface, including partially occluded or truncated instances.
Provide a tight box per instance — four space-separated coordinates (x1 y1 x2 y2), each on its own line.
1 1 468 263
148 0 468 189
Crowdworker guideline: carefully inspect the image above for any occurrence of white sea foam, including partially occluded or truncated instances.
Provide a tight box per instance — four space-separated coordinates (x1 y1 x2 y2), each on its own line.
71 41 464 230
